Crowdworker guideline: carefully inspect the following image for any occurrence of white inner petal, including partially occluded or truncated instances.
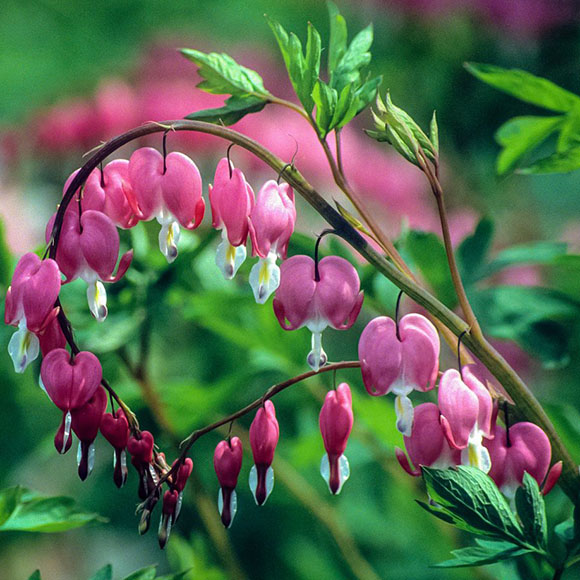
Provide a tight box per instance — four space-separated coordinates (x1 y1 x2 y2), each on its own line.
215 235 247 280
395 394 414 437
158 218 181 264
249 252 280 304
307 331 327 372
87 280 108 322
8 319 40 374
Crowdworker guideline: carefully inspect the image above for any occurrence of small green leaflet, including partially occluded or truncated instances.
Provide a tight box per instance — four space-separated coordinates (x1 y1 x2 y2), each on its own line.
434 539 532 568
327 1 347 75
185 96 267 126
518 145 580 174
89 565 113 580
515 473 548 550
465 63 580 113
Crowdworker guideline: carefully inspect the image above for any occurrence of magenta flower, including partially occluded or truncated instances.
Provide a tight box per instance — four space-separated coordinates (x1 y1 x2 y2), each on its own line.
395 402 461 476
128 147 205 263
273 255 363 371
249 400 280 505
485 422 561 499
358 313 440 435
47 209 132 321
38 317 67 357
214 437 243 528
319 383 354 494
5 253 61 372
71 386 107 480
127 430 156 500
209 157 255 279
159 489 180 549
101 409 131 488
248 180 296 303
40 348 103 454
438 367 494 473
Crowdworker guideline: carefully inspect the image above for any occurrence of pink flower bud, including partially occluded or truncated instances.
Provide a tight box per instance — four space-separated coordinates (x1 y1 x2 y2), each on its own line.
395 402 461 477
214 438 243 528
485 421 558 499
249 180 295 260
128 430 156 500
101 409 131 488
358 314 439 435
173 457 194 493
274 255 363 371
71 386 107 481
319 383 353 494
129 147 205 262
249 400 279 505
159 489 180 549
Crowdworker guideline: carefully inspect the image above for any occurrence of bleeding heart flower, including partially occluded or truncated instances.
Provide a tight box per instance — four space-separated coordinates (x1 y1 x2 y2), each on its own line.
273 255 363 371
101 409 131 488
485 421 561 499
5 253 61 372
158 489 180 549
47 209 132 322
358 314 440 435
71 386 107 480
395 402 461 476
127 430 156 500
249 400 279 506
214 437 243 528
319 383 354 494
438 367 494 473
248 180 296 303
129 147 205 263
209 158 255 279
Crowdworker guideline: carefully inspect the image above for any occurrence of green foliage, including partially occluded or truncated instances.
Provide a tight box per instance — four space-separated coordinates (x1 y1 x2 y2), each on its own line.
89 565 113 580
515 473 548 550
27 572 41 580
0 487 102 533
434 539 531 568
185 96 267 125
467 62 580 174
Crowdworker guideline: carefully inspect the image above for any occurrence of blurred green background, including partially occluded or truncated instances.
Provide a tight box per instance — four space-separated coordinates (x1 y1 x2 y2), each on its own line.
1 1 580 579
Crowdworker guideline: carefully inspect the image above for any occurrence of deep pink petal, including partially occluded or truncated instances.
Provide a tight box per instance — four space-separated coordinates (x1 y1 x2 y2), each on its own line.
249 400 279 466
128 147 163 220
79 210 120 279
214 437 243 489
319 383 353 457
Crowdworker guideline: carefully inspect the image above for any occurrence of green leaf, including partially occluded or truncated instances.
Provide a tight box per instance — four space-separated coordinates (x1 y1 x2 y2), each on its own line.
332 24 373 92
557 107 580 152
327 1 347 76
185 95 267 125
457 218 494 285
434 539 531 568
89 564 113 580
430 111 439 154
0 486 22 527
180 49 269 98
494 116 563 175
405 230 456 308
27 571 41 580
330 84 357 131
555 519 575 546
515 473 548 550
465 63 580 113
422 466 524 542
354 75 382 115
0 489 102 532
518 145 580 174
267 17 320 114
122 566 157 580
482 241 567 278
312 80 337 137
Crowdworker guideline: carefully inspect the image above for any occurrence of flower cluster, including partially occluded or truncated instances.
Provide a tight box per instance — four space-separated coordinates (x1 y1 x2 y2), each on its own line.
359 312 562 498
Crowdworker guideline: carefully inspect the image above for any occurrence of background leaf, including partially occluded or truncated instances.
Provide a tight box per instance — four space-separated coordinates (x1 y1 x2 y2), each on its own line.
89 564 113 580
514 473 548 550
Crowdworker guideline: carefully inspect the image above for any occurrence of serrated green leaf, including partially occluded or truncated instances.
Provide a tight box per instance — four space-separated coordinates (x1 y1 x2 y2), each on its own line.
335 201 373 238
0 486 22 527
89 564 113 580
515 473 548 550
518 145 580 174
304 23 322 114
312 80 337 137
481 241 567 278
332 24 373 92
422 466 524 543
434 540 531 568
327 1 347 76
405 230 456 308
466 63 580 113
494 115 563 175
185 95 267 125
27 572 41 580
329 83 357 130
181 49 269 98
0 490 102 532
457 218 494 285
122 566 157 580
354 75 382 114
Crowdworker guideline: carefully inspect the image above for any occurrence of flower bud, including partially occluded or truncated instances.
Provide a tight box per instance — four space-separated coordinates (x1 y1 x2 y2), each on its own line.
214 438 243 528
101 409 131 488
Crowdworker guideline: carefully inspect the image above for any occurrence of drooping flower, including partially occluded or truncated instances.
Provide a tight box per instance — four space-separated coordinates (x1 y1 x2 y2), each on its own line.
100 409 131 488
158 489 179 549
209 157 255 279
395 402 461 476
249 400 279 505
273 255 363 371
358 314 440 435
438 367 494 473
5 253 61 372
40 348 103 454
319 383 354 494
128 147 205 263
214 437 243 528
46 209 132 321
248 180 296 303
485 421 561 499
71 386 107 480
127 430 156 500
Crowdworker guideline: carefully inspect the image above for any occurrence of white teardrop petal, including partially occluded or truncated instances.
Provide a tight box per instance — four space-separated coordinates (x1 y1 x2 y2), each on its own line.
215 236 247 280
395 394 414 437
87 280 108 322
249 253 280 304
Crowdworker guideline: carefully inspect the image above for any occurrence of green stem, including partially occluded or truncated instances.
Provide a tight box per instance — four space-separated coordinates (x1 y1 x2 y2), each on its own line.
50 119 579 501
